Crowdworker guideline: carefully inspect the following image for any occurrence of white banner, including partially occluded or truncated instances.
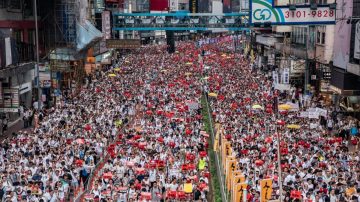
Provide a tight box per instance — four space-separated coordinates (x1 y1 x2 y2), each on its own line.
299 111 308 118
274 83 291 91
354 21 360 59
316 108 328 117
142 19 151 24
308 111 319 119
283 68 290 84
5 37 12 66
0 108 19 113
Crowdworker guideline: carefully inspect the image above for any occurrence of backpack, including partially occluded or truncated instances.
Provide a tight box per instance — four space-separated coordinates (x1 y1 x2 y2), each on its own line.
351 127 358 136
80 169 88 177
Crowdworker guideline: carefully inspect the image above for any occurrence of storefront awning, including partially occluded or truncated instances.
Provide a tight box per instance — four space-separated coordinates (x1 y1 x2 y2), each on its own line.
49 48 77 61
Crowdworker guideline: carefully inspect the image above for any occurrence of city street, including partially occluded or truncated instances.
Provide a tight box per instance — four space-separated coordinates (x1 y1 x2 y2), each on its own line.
0 0 359 202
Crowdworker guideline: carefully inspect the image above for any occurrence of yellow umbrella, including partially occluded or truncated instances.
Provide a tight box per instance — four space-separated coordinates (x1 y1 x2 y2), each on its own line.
185 72 192 76
115 120 122 127
287 124 301 129
186 62 193 65
252 104 263 109
208 93 218 97
114 68 121 71
278 104 292 110
108 74 116 77
221 54 227 57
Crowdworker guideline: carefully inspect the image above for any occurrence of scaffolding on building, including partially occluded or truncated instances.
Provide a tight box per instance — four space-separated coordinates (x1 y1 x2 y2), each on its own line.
50 0 77 72
49 0 87 91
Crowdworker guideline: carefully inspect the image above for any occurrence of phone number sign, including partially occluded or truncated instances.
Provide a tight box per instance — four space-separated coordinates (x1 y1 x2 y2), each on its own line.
250 0 336 25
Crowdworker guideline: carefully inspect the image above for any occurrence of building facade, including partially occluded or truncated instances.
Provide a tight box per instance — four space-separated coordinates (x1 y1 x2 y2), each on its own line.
254 0 335 93
0 0 40 122
330 0 360 112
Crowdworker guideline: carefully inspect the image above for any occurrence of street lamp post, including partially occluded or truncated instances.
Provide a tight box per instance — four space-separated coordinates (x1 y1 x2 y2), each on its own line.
33 0 41 110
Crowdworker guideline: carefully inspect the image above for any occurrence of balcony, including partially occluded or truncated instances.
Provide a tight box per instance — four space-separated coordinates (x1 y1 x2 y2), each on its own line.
0 38 36 77
256 35 283 47
16 41 35 62
275 42 314 60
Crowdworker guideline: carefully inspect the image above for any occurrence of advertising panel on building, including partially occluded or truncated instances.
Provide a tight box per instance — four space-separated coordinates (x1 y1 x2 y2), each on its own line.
223 0 231 13
95 0 104 13
231 0 240 12
106 39 141 49
102 11 111 40
354 21 360 59
150 0 169 11
333 0 353 69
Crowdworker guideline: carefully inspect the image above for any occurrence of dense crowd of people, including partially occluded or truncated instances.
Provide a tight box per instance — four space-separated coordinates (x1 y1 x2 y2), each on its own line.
0 58 136 201
204 40 360 201
0 36 359 202
85 43 212 201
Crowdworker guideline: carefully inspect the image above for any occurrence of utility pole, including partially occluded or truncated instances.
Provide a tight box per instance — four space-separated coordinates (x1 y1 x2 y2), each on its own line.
34 0 41 110
305 25 316 95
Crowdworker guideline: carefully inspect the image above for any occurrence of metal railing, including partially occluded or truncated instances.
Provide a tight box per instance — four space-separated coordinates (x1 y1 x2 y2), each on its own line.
201 74 228 202
0 38 36 69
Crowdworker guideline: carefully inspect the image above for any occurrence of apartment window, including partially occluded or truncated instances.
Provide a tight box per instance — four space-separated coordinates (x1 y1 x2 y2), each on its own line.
13 30 23 42
292 26 308 45
291 0 309 5
28 29 35 45
0 0 5 8
7 0 21 10
317 26 326 45
317 0 327 4
179 3 187 10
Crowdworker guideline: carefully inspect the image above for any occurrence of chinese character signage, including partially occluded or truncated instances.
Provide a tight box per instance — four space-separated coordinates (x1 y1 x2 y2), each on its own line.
250 0 336 25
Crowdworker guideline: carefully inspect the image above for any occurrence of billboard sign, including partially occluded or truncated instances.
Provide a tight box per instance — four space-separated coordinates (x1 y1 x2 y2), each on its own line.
250 0 336 25
106 39 141 49
223 0 231 13
333 0 353 69
150 0 169 11
95 0 105 13
102 11 111 40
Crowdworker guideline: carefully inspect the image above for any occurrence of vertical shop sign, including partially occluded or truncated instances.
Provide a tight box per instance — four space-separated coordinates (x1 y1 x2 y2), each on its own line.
283 68 290 84
102 11 111 39
189 0 198 13
354 21 360 59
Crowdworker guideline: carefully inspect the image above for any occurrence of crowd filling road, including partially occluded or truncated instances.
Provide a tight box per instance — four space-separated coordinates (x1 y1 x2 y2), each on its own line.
0 38 359 202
